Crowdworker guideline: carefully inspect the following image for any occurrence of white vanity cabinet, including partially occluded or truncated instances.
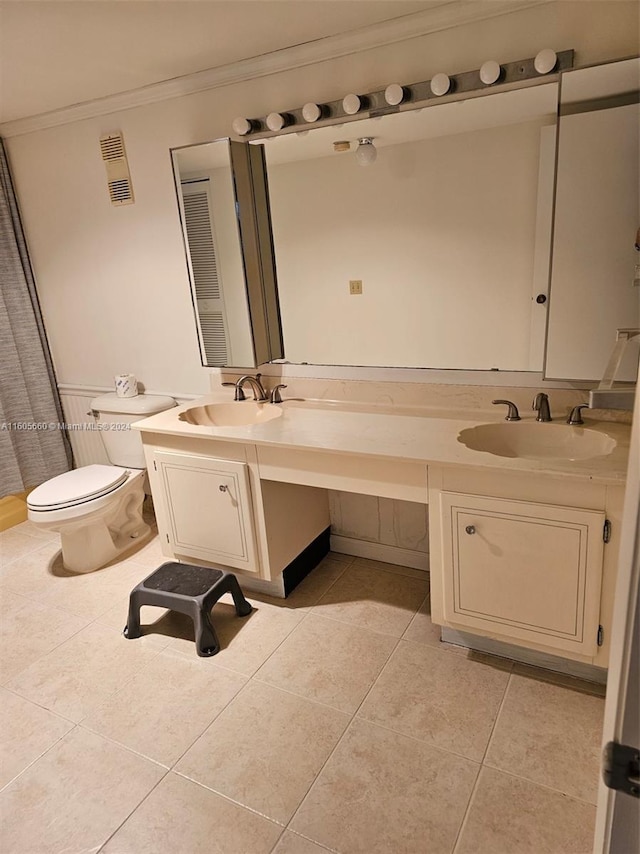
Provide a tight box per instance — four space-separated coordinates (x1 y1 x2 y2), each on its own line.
429 466 624 666
150 450 258 572
141 432 331 583
438 491 604 657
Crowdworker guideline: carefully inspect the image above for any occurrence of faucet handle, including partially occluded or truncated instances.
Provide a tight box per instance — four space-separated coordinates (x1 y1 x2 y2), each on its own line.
492 399 521 421
532 392 547 409
270 384 287 404
567 404 589 426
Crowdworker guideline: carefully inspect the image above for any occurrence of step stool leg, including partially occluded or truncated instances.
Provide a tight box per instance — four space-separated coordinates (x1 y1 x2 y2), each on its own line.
124 590 143 639
193 608 220 657
227 575 253 617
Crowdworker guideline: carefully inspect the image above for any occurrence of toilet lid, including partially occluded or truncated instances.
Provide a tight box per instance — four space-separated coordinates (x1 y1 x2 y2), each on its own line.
27 465 130 510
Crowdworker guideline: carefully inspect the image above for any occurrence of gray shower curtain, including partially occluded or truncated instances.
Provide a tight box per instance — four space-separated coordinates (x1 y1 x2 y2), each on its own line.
0 138 71 498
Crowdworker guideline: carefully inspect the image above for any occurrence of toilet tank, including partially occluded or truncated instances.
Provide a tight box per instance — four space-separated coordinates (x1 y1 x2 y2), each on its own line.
90 393 176 468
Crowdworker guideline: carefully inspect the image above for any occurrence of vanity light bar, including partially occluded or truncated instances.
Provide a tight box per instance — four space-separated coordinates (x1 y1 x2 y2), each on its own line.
233 49 574 138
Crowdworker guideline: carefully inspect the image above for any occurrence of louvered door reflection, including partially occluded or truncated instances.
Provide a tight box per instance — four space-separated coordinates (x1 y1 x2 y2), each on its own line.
181 181 231 366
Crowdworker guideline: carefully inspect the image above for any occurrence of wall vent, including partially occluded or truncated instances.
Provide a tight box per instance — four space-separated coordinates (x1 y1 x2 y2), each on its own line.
99 132 134 206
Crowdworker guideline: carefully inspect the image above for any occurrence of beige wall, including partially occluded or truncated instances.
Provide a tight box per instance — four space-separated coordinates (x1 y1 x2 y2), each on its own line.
4 0 639 396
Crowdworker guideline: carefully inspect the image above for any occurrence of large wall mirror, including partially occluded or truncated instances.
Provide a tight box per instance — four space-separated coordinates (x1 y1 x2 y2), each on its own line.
263 83 557 371
171 56 639 379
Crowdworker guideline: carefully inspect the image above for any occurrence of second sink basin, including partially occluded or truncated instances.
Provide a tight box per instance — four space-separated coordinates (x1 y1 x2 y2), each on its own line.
179 402 284 427
458 421 617 461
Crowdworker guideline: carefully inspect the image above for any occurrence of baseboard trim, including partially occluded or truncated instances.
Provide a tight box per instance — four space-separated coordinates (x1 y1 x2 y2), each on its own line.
330 535 428 571
440 627 607 684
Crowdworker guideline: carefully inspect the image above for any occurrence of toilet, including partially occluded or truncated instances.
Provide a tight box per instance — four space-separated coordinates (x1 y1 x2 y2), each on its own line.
27 393 176 573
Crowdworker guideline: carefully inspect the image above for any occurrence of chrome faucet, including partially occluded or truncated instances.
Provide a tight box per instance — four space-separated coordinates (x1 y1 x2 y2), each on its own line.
234 373 268 402
567 404 589 425
492 399 521 421
532 392 552 422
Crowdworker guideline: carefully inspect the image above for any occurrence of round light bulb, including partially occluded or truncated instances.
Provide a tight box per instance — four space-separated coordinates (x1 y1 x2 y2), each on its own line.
534 49 557 75
302 102 321 123
479 60 501 85
266 112 287 131
430 73 451 96
232 117 252 136
355 137 377 166
343 93 362 115
384 84 406 106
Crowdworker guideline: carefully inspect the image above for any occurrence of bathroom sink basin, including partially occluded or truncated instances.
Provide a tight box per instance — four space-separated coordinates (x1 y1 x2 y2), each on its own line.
457 422 616 461
179 402 283 427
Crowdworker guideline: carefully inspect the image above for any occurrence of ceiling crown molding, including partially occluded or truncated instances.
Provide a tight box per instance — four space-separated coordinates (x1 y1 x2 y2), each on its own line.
0 0 552 138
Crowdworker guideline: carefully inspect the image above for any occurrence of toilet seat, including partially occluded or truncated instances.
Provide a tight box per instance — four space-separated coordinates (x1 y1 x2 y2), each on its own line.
27 464 132 511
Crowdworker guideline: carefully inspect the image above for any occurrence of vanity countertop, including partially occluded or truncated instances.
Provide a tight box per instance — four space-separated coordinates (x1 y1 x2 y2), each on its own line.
134 393 631 484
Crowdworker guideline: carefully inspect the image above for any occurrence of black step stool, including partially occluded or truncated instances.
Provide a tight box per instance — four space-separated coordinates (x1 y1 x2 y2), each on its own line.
124 562 253 657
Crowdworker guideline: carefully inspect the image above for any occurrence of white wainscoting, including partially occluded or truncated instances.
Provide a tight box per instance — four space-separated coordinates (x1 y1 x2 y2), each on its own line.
58 390 111 468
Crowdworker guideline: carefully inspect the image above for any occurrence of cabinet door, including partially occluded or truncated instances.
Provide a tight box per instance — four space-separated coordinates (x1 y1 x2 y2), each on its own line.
440 491 605 656
154 451 258 572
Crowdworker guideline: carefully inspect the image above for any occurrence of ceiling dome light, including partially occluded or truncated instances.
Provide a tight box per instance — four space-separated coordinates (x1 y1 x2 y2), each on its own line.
355 137 377 166
479 60 501 85
534 49 558 75
430 73 451 96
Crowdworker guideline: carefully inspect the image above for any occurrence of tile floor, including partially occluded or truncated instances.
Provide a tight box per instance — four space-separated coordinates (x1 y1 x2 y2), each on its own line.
0 521 605 854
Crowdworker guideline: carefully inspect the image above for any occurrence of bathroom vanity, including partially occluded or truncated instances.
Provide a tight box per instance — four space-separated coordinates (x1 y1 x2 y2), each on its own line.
135 393 629 672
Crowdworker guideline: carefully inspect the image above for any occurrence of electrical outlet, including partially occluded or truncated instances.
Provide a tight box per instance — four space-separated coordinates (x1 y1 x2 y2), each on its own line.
349 279 363 295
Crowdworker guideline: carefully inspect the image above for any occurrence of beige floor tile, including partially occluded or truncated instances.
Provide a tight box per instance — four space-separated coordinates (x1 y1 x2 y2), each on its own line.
102 772 282 854
291 718 479 854
256 614 396 713
0 598 88 685
325 551 354 564
96 600 175 647
6 622 160 722
352 555 430 581
168 598 304 676
82 650 246 766
272 831 334 853
455 767 596 854
0 588 30 616
0 528 51 565
9 520 60 543
0 727 165 854
400 599 514 667
512 662 607 697
402 594 442 646
358 640 510 761
485 673 604 803
40 557 151 620
255 556 348 610
0 540 63 597
177 681 349 824
126 533 171 569
0 688 74 788
313 562 428 637
0 540 150 621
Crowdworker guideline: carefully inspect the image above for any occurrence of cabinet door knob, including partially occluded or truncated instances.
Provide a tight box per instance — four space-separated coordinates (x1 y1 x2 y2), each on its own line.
465 525 476 535
219 484 228 492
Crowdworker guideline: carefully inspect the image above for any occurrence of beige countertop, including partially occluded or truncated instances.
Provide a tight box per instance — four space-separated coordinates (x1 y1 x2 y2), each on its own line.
134 393 631 484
